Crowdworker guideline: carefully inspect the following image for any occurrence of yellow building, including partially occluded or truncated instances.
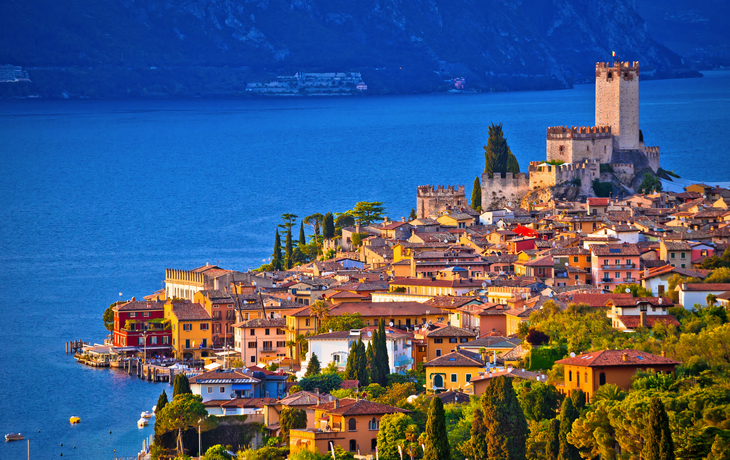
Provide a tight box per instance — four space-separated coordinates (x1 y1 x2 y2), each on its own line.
165 300 213 360
285 305 320 363
504 308 532 336
424 349 486 392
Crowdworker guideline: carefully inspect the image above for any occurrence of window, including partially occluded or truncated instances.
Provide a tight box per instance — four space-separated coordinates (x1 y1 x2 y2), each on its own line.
615 272 620 279
371 439 377 451
305 319 310 327
200 323 209 331
569 370 572 382
435 349 442 357
573 256 579 263
151 336 158 345
183 323 192 331
466 374 472 382
185 339 190 349
576 372 580 386
130 312 136 318
277 341 286 347
143 312 150 317
265 329 270 335
333 354 340 363
248 342 256 348
681 264 686 268
250 355 255 363
599 372 606 385
220 387 225 393
250 329 255 336
368 418 379 430
138 337 144 345
207 387 213 394
681 252 686 259
574 275 579 280
584 373 588 383
277 328 285 335
614 259 620 265
163 336 169 344
434 338 443 344
451 374 457 383
349 440 357 452
460 338 468 343
626 272 632 279
449 338 457 344
201 339 207 348
670 252 675 259
263 341 272 350
349 418 357 431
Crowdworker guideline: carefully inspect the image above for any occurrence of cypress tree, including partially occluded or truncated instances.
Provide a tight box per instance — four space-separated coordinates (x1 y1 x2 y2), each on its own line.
172 374 191 399
153 390 175 451
369 325 383 386
468 407 488 460
546 418 560 459
272 229 283 271
644 397 675 460
409 208 417 221
366 341 375 384
483 123 520 178
570 388 586 413
323 212 335 240
356 339 368 386
305 353 321 377
558 394 580 460
424 395 450 460
707 435 730 460
345 340 359 381
298 221 306 248
285 228 293 269
482 375 528 460
376 318 390 384
471 176 482 211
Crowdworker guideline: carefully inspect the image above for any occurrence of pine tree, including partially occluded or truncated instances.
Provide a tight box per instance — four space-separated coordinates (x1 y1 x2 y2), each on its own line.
409 208 417 221
424 396 450 460
298 221 306 248
305 353 321 377
172 374 191 399
272 229 283 271
154 390 175 451
467 407 488 460
482 375 528 460
323 212 335 240
285 228 293 269
644 397 675 460
570 388 586 413
471 176 482 211
546 418 560 459
558 394 581 460
483 123 520 178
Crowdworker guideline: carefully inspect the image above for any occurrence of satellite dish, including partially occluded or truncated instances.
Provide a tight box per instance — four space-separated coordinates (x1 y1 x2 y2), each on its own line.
252 281 257 286
287 296 291 301
625 288 631 293
549 292 554 298
367 331 372 337
565 262 569 266
389 321 394 327
521 293 526 298
482 282 487 288
444 239 448 243
570 352 576 358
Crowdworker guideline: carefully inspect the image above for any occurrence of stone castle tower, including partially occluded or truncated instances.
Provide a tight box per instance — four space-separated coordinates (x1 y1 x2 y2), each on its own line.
595 61 640 151
416 185 466 219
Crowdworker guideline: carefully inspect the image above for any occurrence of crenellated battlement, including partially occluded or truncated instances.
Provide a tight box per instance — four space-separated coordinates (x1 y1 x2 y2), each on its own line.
645 146 660 156
480 172 530 210
528 159 600 174
417 184 466 197
596 61 640 71
546 125 612 140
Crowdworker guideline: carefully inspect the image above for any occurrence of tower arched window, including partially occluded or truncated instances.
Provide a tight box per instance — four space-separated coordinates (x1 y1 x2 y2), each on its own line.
599 372 606 386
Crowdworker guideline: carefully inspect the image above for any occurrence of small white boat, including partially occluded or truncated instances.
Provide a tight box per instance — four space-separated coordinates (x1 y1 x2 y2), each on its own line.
137 418 148 428
5 433 24 442
141 411 153 419
152 405 157 413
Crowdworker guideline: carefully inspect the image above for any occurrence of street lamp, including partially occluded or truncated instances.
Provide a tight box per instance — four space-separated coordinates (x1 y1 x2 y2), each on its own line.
143 330 148 365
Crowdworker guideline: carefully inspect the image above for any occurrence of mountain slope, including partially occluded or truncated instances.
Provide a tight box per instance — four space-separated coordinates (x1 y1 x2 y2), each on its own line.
0 0 695 96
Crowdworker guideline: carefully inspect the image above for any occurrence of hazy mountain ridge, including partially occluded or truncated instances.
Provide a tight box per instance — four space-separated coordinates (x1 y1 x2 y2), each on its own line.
0 0 697 96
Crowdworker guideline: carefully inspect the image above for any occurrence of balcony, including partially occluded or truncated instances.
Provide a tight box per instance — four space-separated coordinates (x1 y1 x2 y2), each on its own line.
602 263 636 270
260 347 276 353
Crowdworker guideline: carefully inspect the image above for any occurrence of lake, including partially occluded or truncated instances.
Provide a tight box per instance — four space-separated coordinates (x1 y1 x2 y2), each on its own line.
1 70 729 459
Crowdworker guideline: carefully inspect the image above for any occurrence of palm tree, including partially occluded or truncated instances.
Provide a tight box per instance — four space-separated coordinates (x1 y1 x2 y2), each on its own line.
309 300 330 331
592 384 626 403
707 293 717 307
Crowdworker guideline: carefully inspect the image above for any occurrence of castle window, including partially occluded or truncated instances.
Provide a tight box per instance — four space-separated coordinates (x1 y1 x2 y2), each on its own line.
607 71 613 79
559 146 564 153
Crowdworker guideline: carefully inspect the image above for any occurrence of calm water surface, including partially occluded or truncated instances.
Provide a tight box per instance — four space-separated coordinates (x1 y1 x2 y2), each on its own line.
1 71 729 459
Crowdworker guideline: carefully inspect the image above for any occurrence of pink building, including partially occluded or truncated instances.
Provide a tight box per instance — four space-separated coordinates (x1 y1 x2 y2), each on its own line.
235 318 288 366
590 243 641 291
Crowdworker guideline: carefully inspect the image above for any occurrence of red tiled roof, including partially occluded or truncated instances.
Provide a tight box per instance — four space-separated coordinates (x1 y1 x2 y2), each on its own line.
113 300 165 312
424 349 484 367
680 283 730 291
556 349 680 367
589 243 641 256
587 198 610 206
169 302 212 321
328 302 446 318
606 296 674 308
313 398 409 416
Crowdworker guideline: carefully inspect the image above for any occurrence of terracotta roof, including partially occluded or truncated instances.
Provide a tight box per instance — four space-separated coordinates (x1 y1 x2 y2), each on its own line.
461 336 521 348
169 302 212 321
424 296 482 309
606 296 674 308
589 243 640 256
587 198 610 206
616 315 680 328
662 241 692 251
424 349 485 367
468 367 541 383
523 256 554 267
189 370 260 384
422 325 476 338
556 349 680 367
113 300 165 312
313 398 408 416
276 391 336 407
340 380 360 390
428 390 471 405
241 318 287 328
680 283 730 291
328 302 446 318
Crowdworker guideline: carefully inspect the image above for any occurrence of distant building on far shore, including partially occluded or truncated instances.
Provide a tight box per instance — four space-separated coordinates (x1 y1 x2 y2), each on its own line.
0 64 31 82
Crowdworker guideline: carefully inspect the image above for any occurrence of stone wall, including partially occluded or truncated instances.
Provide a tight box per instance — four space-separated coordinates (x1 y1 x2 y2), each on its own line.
481 172 530 211
546 126 613 164
416 185 467 218
645 146 660 173
528 160 599 196
610 163 635 186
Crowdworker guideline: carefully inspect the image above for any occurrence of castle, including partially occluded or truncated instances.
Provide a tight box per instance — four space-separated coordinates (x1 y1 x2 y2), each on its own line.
416 185 467 219
417 60 662 216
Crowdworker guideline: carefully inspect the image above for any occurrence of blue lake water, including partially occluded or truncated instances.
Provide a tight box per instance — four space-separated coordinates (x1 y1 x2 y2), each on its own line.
1 70 729 459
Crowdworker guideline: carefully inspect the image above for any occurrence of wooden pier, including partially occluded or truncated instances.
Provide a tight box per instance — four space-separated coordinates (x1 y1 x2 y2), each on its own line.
65 340 89 354
122 360 178 383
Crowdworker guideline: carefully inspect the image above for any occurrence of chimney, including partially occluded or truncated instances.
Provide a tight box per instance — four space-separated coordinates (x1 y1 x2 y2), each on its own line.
401 216 406 222
644 268 649 278
622 353 628 362
334 399 339 409
661 350 666 357
640 311 647 328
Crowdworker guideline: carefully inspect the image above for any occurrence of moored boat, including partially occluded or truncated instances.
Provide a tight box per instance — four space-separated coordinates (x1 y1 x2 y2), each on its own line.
5 433 24 442
141 411 153 419
69 416 81 424
137 418 148 428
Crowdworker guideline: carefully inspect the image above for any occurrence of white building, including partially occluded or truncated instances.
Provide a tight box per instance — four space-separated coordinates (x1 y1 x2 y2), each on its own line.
189 369 260 403
588 225 640 244
677 283 730 310
480 209 514 225
300 327 413 378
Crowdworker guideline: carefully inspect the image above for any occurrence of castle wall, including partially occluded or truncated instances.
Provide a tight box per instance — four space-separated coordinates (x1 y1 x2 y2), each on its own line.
611 163 635 186
416 185 466 219
528 160 599 196
546 126 613 164
596 62 640 151
481 173 530 211
645 146 660 173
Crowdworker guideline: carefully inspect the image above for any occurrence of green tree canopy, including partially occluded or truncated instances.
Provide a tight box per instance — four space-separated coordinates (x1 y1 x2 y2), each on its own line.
424 395 450 460
644 397 675 460
483 123 520 178
173 374 192 399
558 394 581 460
298 221 306 248
377 412 417 460
318 312 364 334
345 338 368 385
638 174 663 194
155 393 208 457
471 176 482 211
305 353 321 377
409 208 417 221
285 228 294 269
272 229 283 271
323 212 335 240
482 376 527 460
350 201 386 226
280 407 308 444
297 373 342 394
613 283 653 297
103 302 117 331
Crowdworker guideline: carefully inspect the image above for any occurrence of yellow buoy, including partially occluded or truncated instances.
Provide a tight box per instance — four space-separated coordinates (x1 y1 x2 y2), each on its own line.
69 416 81 424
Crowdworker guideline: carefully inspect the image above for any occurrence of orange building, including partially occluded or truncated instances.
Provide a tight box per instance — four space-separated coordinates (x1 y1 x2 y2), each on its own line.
289 398 408 455
555 349 680 401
